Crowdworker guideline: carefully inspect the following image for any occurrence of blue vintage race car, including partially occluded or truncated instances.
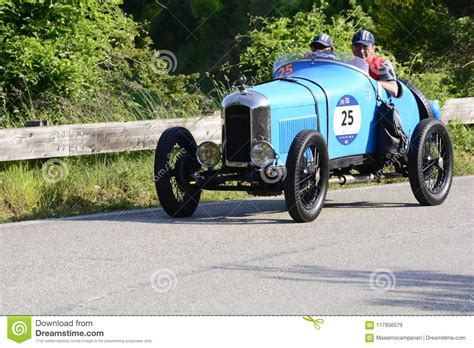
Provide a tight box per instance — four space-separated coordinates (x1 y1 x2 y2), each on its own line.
154 52 453 222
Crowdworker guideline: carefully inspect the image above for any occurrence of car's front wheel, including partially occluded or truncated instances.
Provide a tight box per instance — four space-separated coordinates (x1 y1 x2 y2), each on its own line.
154 127 201 217
408 119 453 205
284 130 329 222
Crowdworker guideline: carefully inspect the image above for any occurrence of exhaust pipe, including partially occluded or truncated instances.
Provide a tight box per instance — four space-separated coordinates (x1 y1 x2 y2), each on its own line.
329 173 403 186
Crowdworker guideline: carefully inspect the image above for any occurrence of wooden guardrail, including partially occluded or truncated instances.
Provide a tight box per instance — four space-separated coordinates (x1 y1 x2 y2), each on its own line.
0 114 221 162
441 97 474 125
0 98 471 162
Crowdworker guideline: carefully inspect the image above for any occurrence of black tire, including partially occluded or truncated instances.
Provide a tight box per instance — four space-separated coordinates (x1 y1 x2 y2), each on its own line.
284 130 329 222
408 119 453 206
154 127 201 217
399 79 433 119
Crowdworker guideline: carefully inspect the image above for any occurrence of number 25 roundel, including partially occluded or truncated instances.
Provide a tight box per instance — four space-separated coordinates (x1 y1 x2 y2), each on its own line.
333 95 362 145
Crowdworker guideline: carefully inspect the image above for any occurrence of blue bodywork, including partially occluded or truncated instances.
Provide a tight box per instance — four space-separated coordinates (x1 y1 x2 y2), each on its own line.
248 59 425 164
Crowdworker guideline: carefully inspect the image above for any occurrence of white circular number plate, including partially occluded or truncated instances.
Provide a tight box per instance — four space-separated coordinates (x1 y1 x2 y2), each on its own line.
333 95 361 145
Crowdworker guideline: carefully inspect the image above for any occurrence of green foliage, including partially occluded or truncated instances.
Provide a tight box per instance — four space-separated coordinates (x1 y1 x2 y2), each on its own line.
448 121 473 153
121 0 472 97
0 152 157 221
0 1 134 103
369 0 473 98
0 0 211 126
191 0 223 18
448 121 473 176
397 67 452 105
229 1 471 99
236 3 373 82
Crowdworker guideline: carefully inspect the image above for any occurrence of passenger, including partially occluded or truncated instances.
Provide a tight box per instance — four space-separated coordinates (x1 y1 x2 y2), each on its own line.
304 33 335 60
347 30 398 97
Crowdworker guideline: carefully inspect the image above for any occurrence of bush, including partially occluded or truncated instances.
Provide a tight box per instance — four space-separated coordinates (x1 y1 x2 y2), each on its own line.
0 1 134 104
448 120 473 153
397 67 452 105
0 0 211 127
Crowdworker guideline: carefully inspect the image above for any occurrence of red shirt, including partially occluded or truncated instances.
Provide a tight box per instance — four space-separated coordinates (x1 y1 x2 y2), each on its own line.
366 55 396 81
366 55 385 80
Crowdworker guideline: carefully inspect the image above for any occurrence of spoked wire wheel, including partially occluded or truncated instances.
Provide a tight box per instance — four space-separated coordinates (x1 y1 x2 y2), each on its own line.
422 133 449 193
299 145 323 209
284 130 329 222
408 119 453 205
154 127 201 217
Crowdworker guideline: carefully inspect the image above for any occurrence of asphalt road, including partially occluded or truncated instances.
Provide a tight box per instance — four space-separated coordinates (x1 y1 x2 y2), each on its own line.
1 176 473 315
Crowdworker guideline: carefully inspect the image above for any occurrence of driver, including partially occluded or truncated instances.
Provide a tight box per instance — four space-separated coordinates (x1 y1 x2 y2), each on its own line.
304 33 335 60
347 30 398 97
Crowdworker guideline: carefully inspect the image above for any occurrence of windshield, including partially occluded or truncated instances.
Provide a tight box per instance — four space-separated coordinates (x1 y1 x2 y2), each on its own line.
273 51 354 71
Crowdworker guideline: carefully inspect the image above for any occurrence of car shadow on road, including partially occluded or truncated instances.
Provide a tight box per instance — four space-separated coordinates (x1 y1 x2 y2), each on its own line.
65 199 293 225
66 198 422 225
324 200 420 209
213 264 474 314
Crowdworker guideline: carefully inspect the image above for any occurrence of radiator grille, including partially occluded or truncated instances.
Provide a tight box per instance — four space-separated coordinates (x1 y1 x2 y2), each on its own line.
225 105 251 163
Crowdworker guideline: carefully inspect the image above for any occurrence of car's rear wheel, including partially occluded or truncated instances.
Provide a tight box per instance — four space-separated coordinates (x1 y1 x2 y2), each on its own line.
284 130 329 222
154 127 201 217
408 119 453 205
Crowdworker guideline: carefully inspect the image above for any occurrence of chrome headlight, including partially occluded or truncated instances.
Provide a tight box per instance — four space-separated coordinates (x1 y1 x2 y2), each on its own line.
196 142 221 168
250 141 275 168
